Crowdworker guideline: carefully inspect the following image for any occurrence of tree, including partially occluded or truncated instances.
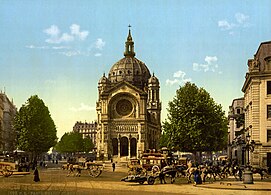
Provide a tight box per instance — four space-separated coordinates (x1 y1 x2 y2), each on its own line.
162 82 228 160
55 132 94 154
82 136 95 153
14 95 57 160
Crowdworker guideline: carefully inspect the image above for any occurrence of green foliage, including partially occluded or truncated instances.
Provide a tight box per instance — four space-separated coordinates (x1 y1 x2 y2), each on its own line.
55 132 94 153
14 95 57 156
162 82 228 153
159 132 170 149
82 136 95 153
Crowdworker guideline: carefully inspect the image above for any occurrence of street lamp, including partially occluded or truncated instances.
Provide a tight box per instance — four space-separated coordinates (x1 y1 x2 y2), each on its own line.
243 133 255 184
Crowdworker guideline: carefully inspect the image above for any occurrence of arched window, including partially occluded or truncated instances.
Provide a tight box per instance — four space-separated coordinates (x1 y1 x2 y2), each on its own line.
130 138 137 157
120 137 128 156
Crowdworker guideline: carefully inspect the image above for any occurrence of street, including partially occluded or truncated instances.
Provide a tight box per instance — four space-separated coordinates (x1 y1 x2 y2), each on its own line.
0 162 270 195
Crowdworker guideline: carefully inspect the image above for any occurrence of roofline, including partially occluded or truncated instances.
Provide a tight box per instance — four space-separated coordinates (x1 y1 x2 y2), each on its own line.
255 41 271 56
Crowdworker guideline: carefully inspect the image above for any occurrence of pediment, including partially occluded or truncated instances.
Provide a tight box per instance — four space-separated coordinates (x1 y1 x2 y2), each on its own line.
105 81 147 96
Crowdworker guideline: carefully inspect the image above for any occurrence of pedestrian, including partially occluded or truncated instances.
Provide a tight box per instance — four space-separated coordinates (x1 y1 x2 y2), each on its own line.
112 162 115 172
193 168 202 186
33 167 40 182
238 166 243 181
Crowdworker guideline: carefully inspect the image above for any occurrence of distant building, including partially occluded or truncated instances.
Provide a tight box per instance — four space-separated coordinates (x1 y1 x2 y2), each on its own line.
0 92 17 153
242 41 271 168
73 121 97 145
228 97 245 165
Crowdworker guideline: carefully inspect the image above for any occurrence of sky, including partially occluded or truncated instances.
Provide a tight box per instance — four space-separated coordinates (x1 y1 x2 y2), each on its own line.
0 0 270 139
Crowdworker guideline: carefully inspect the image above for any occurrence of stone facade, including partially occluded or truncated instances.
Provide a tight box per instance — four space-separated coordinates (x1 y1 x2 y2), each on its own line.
0 92 17 153
73 121 97 145
242 41 271 168
96 29 161 161
228 98 246 165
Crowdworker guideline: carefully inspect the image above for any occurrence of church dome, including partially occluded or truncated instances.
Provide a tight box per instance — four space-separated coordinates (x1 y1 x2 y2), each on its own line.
108 28 151 89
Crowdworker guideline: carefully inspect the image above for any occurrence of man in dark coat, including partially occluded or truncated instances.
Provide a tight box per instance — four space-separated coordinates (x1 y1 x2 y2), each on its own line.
112 162 115 172
34 167 40 182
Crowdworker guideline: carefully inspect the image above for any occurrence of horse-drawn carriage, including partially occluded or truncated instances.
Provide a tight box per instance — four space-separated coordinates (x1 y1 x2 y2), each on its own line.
0 161 30 177
127 158 146 175
64 161 104 177
122 150 177 185
0 162 16 177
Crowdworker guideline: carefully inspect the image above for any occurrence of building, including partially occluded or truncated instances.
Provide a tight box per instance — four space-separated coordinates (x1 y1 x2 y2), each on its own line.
73 121 97 145
242 41 271 168
96 28 161 161
0 95 4 152
228 97 245 165
0 92 17 153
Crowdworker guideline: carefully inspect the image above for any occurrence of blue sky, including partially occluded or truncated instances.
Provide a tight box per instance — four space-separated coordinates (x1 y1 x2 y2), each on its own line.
1 0 270 139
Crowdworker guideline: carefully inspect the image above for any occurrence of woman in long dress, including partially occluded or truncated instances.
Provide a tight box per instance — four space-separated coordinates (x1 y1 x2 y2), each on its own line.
34 167 40 182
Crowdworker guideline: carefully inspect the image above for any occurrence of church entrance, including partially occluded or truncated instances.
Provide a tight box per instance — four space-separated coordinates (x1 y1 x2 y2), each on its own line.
112 138 118 155
120 137 128 156
130 138 137 157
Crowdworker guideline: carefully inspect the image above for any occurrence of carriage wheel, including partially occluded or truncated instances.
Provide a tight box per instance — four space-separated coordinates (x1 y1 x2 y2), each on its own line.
147 176 155 185
88 166 102 177
3 170 13 177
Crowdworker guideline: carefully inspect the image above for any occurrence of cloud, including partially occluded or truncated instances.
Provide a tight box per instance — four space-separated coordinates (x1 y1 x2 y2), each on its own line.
166 70 191 86
218 12 251 34
70 24 89 40
69 103 95 112
166 79 179 86
235 13 249 24
44 25 60 36
193 56 219 72
26 45 49 49
218 20 235 30
44 24 89 44
205 56 217 64
59 50 81 57
52 46 70 50
95 38 105 50
27 24 105 57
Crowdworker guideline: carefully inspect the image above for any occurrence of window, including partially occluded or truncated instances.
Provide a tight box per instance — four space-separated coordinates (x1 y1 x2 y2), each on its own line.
267 130 271 142
237 108 241 114
267 81 271 95
267 105 271 118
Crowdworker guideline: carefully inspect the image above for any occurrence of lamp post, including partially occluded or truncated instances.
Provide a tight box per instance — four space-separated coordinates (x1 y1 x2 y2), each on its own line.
243 133 255 184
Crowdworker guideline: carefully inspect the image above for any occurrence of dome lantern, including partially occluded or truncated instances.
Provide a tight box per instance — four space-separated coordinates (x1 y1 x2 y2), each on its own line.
124 25 135 58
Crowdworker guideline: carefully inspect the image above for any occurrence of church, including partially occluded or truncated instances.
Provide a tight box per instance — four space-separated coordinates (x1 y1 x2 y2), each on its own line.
96 28 161 161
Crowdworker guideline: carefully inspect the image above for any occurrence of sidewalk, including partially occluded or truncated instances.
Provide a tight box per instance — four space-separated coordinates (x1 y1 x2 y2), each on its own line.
196 181 271 191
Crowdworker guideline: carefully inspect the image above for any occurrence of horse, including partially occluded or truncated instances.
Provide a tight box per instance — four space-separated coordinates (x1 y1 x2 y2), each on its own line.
186 161 198 183
175 165 187 177
251 167 269 180
158 165 178 184
201 165 218 182
66 163 81 177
